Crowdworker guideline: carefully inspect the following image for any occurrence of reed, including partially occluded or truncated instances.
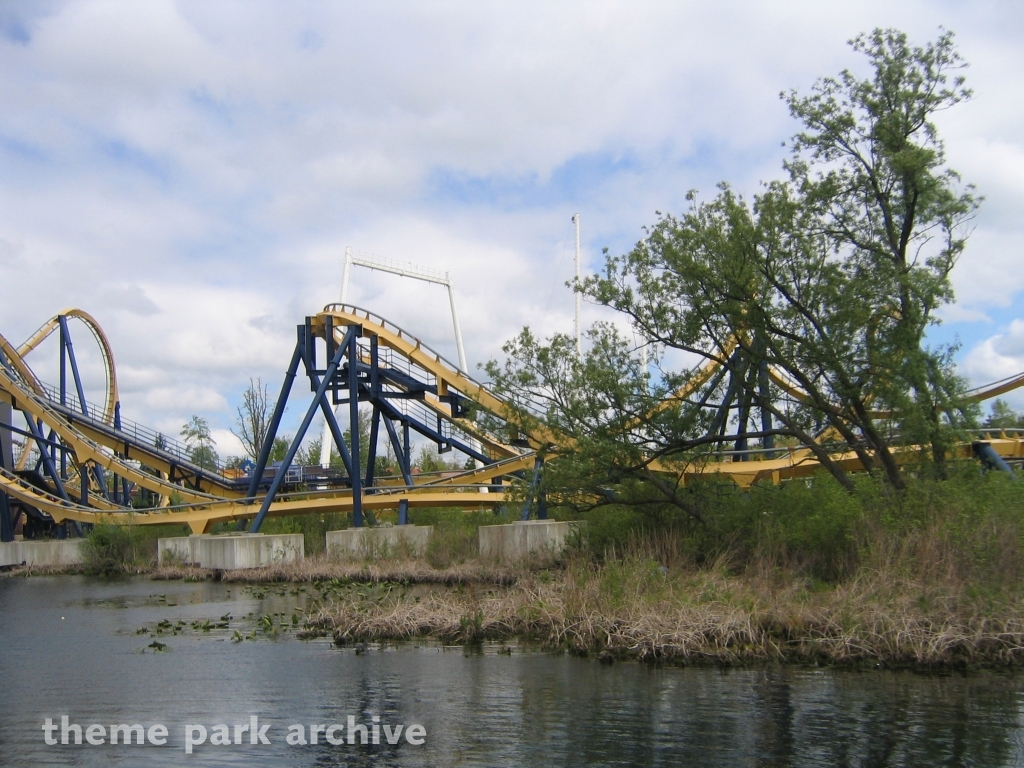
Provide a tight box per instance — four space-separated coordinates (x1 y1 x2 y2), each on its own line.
306 552 1024 667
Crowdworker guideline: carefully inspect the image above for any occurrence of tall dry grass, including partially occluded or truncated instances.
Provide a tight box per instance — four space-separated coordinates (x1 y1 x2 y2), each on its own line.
140 465 1024 666
306 548 1024 667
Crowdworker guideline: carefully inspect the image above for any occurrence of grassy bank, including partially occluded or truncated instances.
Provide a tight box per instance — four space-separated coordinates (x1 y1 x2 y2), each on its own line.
303 553 1024 668
9 464 1024 670
298 465 1024 669
150 555 524 585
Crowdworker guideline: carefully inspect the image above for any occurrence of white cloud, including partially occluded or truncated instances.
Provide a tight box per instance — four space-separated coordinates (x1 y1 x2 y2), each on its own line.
142 386 227 414
0 1 1022 436
210 428 245 460
963 320 1024 409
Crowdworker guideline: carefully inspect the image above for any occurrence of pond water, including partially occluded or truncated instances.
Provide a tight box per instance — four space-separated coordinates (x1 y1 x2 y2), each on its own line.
2 575 1024 766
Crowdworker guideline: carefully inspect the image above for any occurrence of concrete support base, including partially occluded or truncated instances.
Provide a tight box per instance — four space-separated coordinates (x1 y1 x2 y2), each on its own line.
157 533 304 570
0 539 85 567
326 526 433 558
157 534 211 566
479 520 580 561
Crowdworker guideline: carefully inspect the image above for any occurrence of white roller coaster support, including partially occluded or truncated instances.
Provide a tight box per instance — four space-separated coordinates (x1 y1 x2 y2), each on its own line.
339 245 353 311
319 249 475 471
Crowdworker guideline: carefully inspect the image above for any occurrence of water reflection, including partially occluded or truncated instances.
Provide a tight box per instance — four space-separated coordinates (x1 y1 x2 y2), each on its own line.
1 576 1023 766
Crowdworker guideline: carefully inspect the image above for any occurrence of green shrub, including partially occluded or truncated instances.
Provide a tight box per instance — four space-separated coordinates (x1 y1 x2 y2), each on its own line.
412 507 501 568
83 522 151 574
750 474 864 581
558 462 1024 587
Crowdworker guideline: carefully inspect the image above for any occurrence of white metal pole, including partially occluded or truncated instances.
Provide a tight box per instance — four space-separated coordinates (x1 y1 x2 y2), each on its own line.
340 246 353 304
320 246 354 469
572 213 581 356
446 274 484 484
446 274 469 374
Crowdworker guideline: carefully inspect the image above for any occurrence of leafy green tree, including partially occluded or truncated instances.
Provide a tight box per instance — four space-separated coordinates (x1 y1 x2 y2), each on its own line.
490 28 979 505
486 323 710 523
589 29 976 490
269 436 290 463
181 415 219 470
414 443 460 473
782 28 979 476
984 399 1024 429
295 436 324 468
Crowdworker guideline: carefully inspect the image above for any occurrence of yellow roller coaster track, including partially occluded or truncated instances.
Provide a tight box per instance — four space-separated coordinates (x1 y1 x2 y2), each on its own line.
1 305 1022 534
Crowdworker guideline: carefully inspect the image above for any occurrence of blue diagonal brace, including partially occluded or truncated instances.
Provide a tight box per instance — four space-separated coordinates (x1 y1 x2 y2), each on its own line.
382 415 413 485
250 327 354 533
25 416 69 501
245 341 304 500
302 330 356 480
347 329 363 527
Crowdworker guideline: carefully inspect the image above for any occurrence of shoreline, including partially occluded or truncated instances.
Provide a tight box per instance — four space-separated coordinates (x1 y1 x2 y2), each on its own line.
7 554 1024 671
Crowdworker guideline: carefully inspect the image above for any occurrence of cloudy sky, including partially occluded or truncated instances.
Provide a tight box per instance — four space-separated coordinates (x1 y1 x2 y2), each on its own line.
1 1 1023 458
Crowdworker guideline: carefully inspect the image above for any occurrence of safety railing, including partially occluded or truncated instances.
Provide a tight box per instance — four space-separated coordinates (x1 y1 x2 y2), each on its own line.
36 380 229 475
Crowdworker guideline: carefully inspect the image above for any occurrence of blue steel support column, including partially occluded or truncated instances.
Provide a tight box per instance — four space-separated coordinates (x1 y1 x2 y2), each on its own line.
58 317 90 416
237 339 304 531
382 417 412 484
25 416 69 501
708 350 743 441
250 329 354 533
303 328 356 479
111 402 120 504
383 416 413 523
314 387 355 479
24 416 78 537
734 378 752 460
348 329 363 528
364 335 380 490
245 341 303 500
403 422 411 479
59 319 67 407
0 413 12 542
59 320 67 478
0 491 11 542
59 316 110 499
369 335 379 395
758 359 774 455
365 406 380 489
46 427 57 470
0 353 16 539
325 315 334 385
400 422 411 525
974 442 1019 480
115 403 130 505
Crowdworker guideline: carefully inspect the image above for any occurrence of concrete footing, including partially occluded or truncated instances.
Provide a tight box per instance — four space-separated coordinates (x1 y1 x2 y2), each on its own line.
157 533 304 570
156 534 212 566
327 526 432 557
478 520 580 561
0 539 85 567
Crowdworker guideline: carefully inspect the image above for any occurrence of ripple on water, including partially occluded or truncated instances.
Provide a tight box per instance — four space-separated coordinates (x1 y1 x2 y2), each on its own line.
2 575 1024 767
